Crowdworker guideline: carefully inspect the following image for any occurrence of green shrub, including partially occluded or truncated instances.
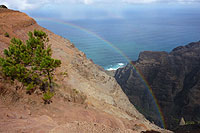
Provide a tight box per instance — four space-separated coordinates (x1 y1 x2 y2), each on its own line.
186 121 195 125
0 30 61 102
4 32 9 37
185 121 200 125
43 90 54 104
0 5 8 9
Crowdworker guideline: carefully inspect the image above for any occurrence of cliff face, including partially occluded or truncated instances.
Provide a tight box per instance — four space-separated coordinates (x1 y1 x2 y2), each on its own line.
115 41 200 129
0 8 171 132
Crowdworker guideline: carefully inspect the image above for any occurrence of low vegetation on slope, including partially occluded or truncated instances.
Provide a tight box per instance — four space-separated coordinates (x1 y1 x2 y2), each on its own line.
0 30 61 103
0 5 7 9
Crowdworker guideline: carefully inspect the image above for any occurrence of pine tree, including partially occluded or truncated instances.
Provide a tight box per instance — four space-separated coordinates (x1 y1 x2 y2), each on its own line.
0 30 61 103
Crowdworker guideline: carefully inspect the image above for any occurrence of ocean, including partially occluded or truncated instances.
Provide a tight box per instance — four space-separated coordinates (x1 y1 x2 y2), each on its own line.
34 4 200 70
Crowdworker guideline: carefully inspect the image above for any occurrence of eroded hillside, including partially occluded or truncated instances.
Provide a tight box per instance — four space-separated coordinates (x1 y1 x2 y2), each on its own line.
0 8 170 133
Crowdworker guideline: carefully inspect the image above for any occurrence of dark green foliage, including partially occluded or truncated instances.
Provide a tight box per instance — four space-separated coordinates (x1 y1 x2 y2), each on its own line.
4 32 9 37
0 30 61 102
185 121 200 125
0 5 8 9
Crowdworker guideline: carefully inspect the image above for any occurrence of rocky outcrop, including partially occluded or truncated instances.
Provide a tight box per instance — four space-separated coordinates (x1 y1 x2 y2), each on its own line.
115 41 200 129
0 8 171 132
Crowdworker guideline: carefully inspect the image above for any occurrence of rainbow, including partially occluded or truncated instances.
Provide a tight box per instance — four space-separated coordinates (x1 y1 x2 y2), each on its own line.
35 17 166 128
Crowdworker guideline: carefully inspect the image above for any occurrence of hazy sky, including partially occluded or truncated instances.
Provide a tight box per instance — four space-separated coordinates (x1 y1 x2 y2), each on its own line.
1 0 200 20
1 0 200 10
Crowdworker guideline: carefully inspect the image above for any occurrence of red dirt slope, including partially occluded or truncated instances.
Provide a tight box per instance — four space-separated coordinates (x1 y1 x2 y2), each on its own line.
0 8 171 133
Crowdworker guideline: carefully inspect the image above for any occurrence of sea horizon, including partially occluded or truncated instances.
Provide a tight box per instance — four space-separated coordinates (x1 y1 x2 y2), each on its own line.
26 3 200 71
